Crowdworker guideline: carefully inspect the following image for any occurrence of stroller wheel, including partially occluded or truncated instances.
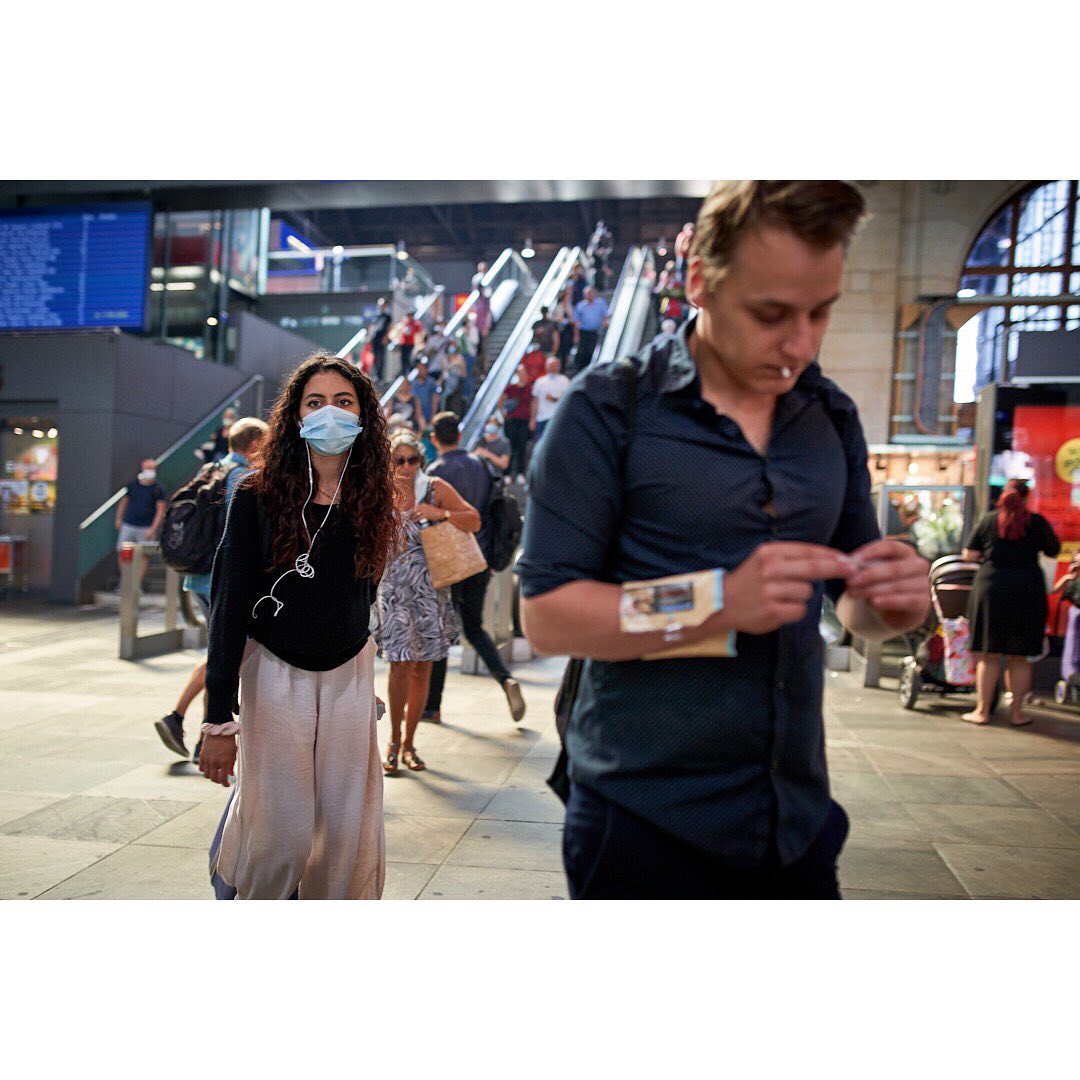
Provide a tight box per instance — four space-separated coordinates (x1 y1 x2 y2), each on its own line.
899 659 922 710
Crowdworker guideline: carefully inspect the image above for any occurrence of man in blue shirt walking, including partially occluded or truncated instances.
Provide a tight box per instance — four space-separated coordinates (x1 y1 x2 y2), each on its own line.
518 181 930 899
572 286 609 375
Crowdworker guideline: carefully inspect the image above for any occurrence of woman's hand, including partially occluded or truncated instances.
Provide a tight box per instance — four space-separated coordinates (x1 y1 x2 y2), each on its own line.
410 502 447 523
199 733 237 787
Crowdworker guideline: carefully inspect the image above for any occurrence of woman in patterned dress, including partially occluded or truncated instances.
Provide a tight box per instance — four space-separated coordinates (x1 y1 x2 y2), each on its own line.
377 432 480 772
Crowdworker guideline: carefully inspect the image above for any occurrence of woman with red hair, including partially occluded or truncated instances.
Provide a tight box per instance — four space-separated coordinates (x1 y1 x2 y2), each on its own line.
961 480 1060 726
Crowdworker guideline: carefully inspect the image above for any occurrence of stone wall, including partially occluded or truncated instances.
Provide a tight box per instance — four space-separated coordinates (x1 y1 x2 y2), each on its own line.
821 180 1028 443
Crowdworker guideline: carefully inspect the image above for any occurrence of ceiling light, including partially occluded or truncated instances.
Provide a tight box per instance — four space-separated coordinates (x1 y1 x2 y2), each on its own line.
47 428 58 438
206 317 219 327
956 288 977 298
522 238 536 259
997 238 1012 250
332 245 344 255
166 281 197 292
907 462 919 474
12 427 23 435
149 283 164 292
396 250 409 261
32 429 44 438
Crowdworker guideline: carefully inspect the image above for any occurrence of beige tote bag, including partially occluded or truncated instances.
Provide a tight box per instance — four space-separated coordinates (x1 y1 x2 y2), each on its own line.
417 477 488 589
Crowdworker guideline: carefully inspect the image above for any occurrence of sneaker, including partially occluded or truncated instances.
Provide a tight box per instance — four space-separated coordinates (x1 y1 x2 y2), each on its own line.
420 710 442 724
154 711 188 758
502 678 526 723
192 737 203 766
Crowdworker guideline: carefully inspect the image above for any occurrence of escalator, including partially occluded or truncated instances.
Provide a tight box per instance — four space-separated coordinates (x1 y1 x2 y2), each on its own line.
377 248 534 412
460 246 585 450
595 245 658 368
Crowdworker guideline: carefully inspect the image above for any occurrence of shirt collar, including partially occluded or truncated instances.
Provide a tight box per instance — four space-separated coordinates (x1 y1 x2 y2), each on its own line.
662 315 825 415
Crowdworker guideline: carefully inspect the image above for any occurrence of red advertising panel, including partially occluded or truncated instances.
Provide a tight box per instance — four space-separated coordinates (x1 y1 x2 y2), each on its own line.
1012 404 1080 631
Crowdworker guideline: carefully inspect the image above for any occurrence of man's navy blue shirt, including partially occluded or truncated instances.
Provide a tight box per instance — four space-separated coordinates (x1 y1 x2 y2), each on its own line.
516 319 880 866
427 448 493 562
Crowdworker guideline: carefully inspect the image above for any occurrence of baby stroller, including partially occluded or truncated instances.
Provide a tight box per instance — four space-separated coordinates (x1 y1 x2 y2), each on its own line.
898 555 990 710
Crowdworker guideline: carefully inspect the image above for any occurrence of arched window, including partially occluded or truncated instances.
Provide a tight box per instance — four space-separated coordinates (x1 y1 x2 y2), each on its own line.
955 181 1079 399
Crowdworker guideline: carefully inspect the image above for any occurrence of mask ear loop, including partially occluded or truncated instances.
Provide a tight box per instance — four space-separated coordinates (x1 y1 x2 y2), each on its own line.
252 441 353 619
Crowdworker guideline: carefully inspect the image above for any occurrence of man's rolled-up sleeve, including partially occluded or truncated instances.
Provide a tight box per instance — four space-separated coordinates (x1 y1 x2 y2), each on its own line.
516 373 625 598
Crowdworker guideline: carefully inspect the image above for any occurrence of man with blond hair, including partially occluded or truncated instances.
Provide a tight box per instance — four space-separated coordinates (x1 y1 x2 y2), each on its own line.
519 182 930 899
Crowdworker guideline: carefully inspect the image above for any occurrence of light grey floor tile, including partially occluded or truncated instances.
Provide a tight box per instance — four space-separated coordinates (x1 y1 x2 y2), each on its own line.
984 756 1080 776
863 746 994 777
884 774 1034 807
904 803 1080 849
843 800 927 847
0 792 62 828
838 843 967 897
420 864 568 900
842 889 969 900
996 775 1080 833
383 862 438 900
934 844 1080 900
385 814 471 864
36 844 215 899
1 795 197 845
825 746 876 772
130 790 232 849
830 771 897 802
0 756 137 797
445 819 564 872
410 753 518 786
380 775 499 819
82 762 220 801
0 834 119 899
479 784 566 824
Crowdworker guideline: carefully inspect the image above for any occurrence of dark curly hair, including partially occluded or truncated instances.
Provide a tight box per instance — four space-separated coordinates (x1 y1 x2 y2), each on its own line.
249 352 400 580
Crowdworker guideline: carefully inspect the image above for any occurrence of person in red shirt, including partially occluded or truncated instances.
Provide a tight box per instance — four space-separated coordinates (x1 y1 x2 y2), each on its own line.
394 311 423 376
501 329 548 481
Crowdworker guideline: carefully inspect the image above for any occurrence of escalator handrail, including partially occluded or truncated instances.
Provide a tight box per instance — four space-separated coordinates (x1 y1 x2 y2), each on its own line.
378 248 529 410
460 246 583 450
595 246 646 367
595 245 656 367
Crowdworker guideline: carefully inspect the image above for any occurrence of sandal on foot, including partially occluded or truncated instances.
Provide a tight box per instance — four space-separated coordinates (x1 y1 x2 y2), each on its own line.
383 742 400 774
402 747 426 771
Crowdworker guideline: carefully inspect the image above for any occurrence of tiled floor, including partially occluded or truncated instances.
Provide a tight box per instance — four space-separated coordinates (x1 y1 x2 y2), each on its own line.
1 601 1078 899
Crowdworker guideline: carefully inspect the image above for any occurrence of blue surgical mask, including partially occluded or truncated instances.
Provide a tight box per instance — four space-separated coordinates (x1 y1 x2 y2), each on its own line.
485 423 500 436
299 405 363 456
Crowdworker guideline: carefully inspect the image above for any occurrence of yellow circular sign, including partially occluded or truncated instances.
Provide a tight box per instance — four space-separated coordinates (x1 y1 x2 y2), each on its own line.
1056 437 1080 484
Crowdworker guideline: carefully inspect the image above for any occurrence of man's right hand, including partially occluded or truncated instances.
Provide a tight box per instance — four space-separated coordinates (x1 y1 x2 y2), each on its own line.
714 543 856 636
199 733 237 787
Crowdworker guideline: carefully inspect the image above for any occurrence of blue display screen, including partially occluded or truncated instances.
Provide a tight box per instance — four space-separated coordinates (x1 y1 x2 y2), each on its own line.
0 202 152 330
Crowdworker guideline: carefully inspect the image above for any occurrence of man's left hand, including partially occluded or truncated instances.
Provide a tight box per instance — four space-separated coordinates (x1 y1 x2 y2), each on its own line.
844 539 930 630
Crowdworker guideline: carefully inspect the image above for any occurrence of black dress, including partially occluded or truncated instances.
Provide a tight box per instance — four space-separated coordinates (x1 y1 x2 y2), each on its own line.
966 510 1061 656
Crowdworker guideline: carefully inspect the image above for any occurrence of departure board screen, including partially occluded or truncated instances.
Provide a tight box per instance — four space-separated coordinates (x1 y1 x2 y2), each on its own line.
0 203 151 330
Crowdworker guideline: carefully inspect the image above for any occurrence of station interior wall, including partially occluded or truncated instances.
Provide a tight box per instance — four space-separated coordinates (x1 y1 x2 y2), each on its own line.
823 180 1024 444
0 312 315 601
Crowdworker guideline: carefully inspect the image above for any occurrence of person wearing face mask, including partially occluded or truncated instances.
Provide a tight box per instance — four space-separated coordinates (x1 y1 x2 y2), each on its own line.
114 457 168 586
198 353 399 900
475 415 511 478
376 431 479 773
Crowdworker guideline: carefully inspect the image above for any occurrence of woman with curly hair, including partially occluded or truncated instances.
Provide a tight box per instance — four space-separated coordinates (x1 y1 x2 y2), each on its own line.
199 353 400 899
961 479 1061 727
377 431 479 774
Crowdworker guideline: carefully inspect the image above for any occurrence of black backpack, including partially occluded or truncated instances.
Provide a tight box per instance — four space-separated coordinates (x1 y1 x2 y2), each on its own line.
487 480 523 573
160 459 241 575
